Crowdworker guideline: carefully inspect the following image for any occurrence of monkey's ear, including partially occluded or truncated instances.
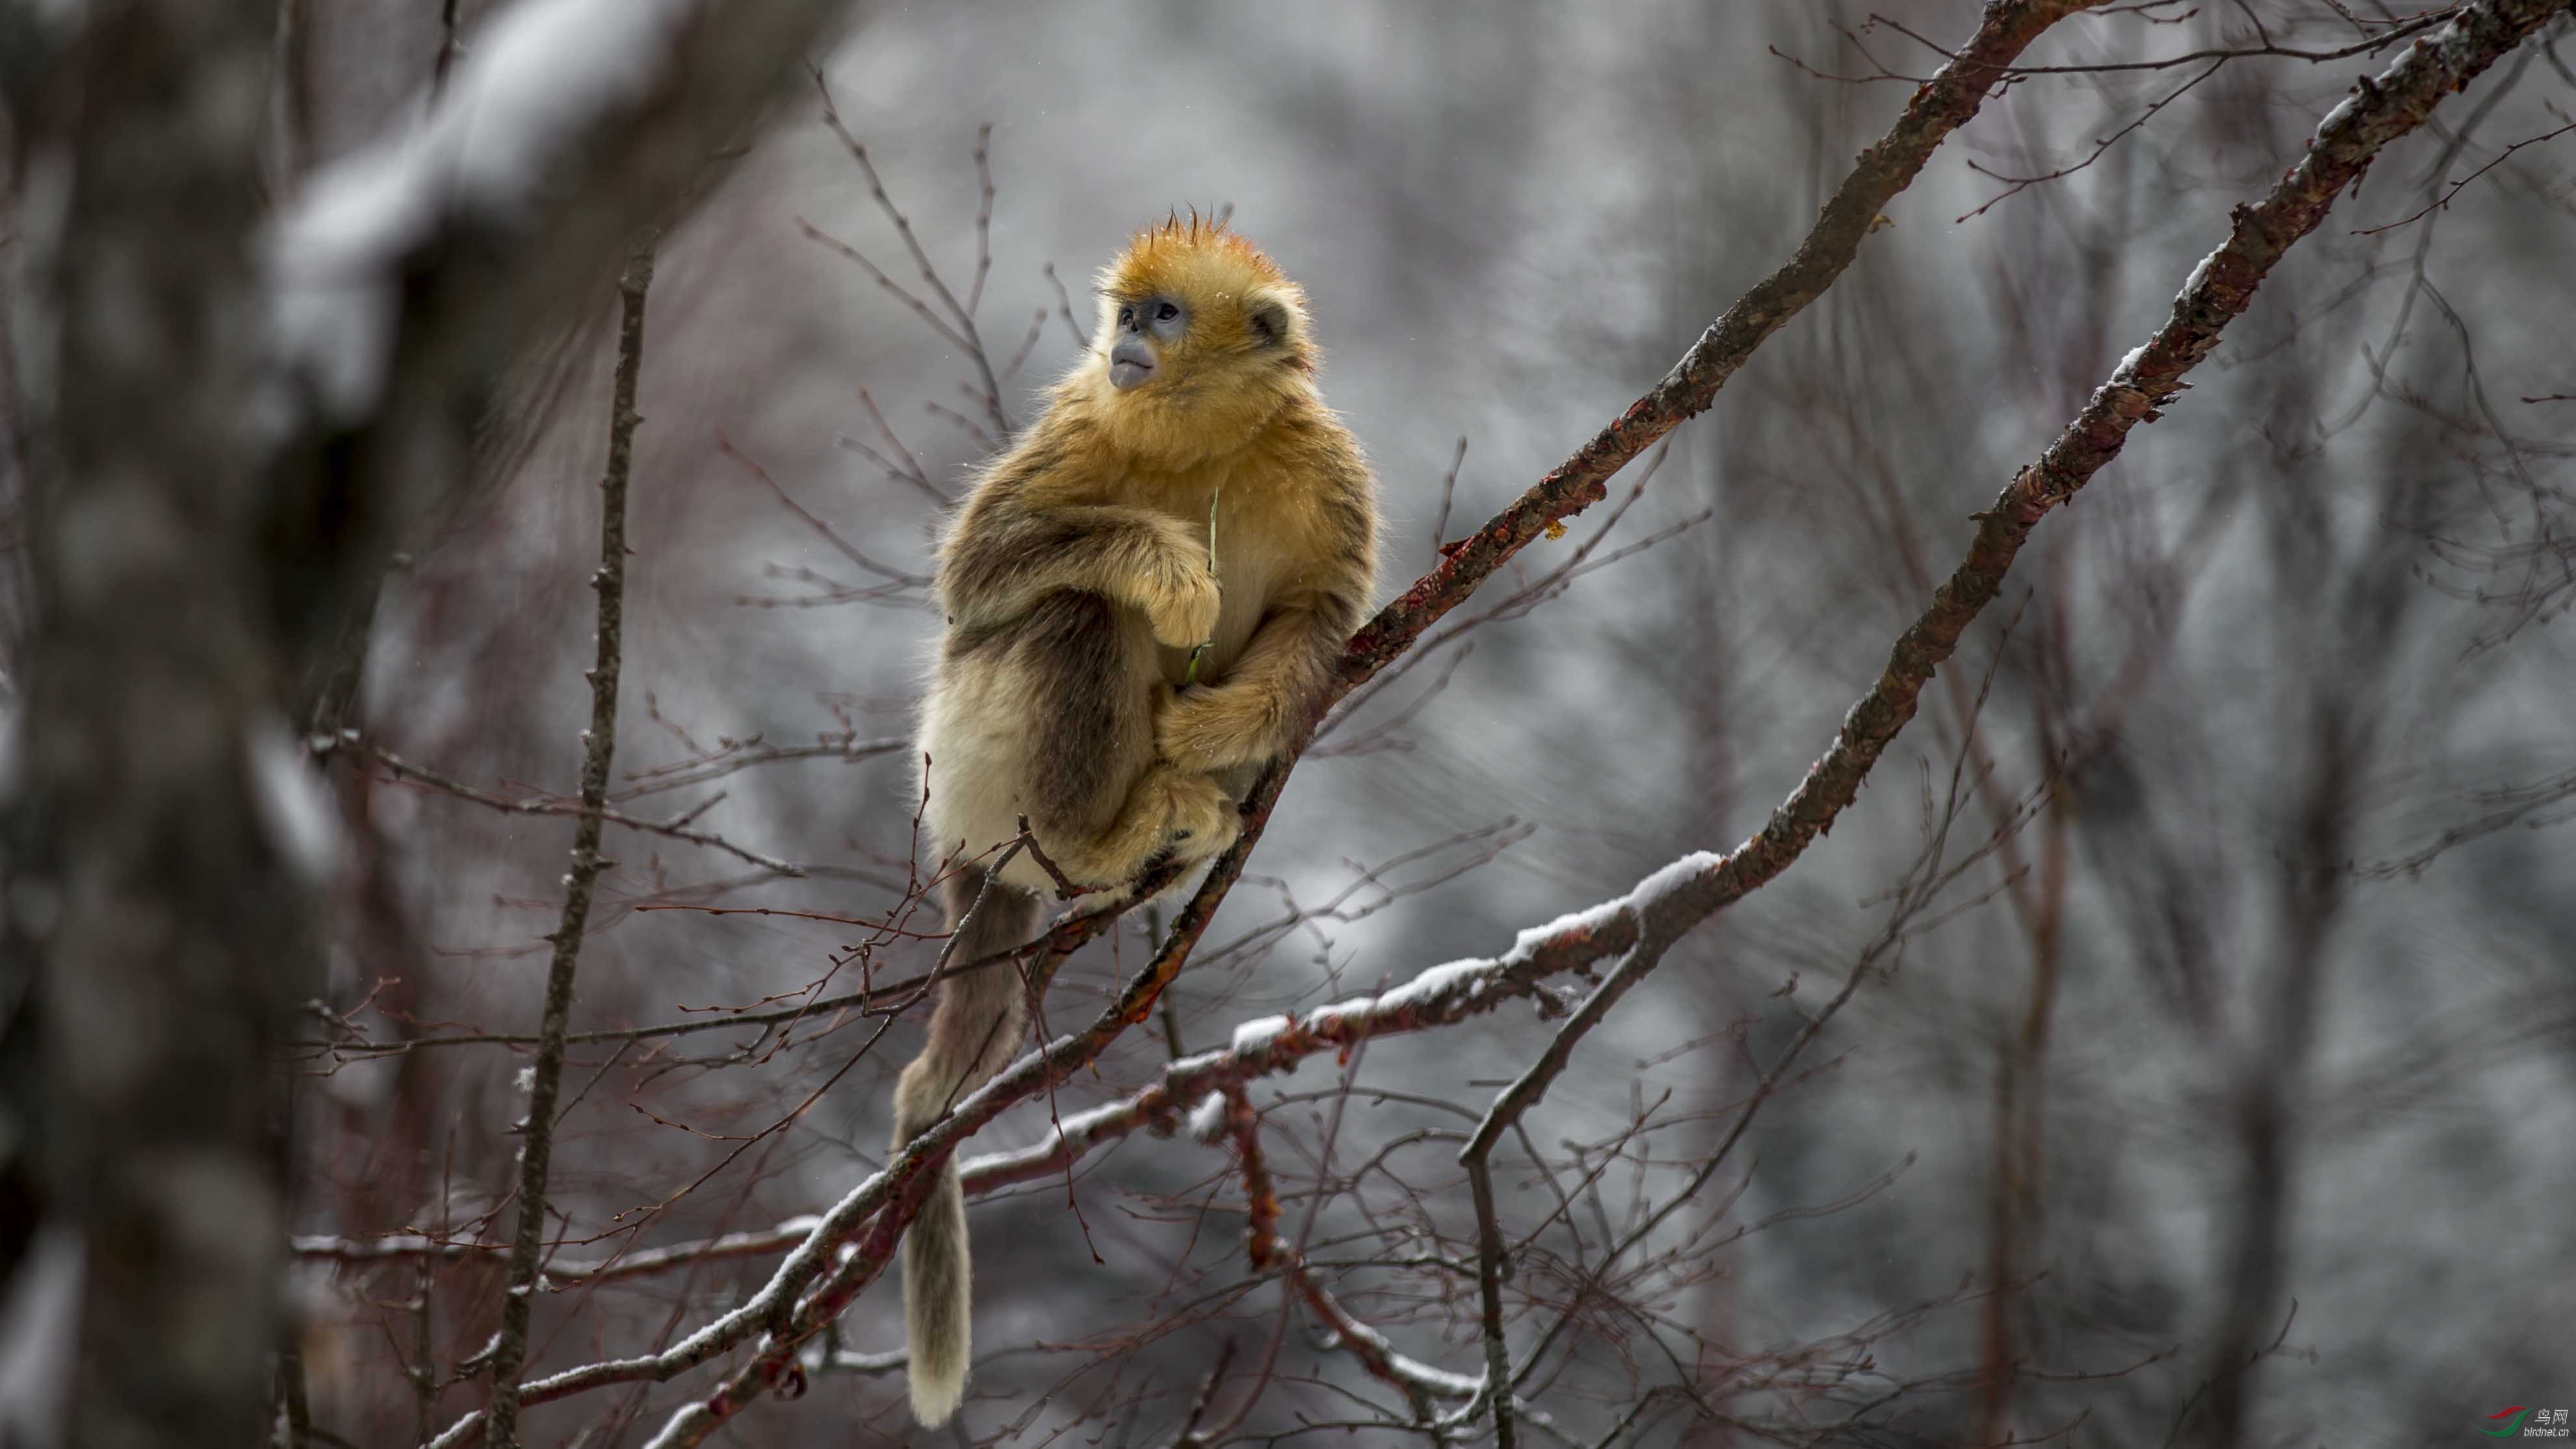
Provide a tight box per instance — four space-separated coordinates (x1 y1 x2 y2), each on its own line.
1246 298 1294 350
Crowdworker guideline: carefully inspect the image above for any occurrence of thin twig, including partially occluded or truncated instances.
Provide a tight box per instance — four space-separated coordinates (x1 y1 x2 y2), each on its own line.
615 734 908 799
998 307 1048 383
2352 113 2576 233
352 741 807 876
1431 435 1467 560
1464 1155 1517 1448
807 71 1011 435
1959 60 2226 222
717 434 929 586
967 122 994 316
483 238 654 1448
1044 262 1093 350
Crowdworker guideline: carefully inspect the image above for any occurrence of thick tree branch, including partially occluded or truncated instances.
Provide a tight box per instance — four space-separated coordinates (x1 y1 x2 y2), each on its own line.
1332 0 2108 689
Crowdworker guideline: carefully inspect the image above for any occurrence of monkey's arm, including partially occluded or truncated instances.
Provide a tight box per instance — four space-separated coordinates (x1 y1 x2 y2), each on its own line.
1155 583 1365 773
941 498 1219 648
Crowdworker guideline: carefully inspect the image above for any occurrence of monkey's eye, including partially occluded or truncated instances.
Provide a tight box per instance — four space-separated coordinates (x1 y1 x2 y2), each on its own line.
1141 297 1188 342
1118 305 1135 327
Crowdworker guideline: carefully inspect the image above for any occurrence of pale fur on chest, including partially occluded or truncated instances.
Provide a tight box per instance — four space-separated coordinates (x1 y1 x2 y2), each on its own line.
1066 459 1319 690
919 452 1327 892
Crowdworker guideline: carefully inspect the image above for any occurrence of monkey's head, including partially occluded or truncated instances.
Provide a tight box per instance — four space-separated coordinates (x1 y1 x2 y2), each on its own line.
1083 214 1315 462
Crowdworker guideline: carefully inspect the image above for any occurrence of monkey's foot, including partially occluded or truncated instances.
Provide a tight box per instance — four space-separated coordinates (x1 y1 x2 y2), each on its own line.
1155 682 1281 773
1152 767 1241 865
1042 765 1240 891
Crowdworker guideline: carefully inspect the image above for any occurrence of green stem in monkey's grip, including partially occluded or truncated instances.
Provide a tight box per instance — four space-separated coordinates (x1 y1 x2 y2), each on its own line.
1184 485 1222 686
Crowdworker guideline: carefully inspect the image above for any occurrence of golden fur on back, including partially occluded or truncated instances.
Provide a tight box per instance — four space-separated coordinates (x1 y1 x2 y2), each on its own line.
893 219 1379 1426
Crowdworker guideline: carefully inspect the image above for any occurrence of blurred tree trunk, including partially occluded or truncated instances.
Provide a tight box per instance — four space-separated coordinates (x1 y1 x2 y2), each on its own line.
1 1 311 1447
0 0 855 1439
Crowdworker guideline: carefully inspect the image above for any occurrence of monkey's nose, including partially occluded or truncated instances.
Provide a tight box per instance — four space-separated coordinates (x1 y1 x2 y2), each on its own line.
1109 337 1156 390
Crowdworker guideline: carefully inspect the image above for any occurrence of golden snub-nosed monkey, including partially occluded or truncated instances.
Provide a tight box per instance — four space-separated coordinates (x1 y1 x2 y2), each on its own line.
894 216 1379 1426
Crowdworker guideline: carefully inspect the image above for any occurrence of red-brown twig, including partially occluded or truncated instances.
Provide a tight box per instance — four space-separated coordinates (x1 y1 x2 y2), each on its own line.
2352 112 2576 233
351 738 808 877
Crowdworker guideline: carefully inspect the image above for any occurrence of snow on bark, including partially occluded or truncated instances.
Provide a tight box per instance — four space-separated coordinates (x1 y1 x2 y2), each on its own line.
247 716 344 882
1228 1014 1291 1053
265 0 696 418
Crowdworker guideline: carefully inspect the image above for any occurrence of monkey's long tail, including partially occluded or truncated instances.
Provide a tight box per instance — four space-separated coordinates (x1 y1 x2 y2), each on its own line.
890 864 1042 1428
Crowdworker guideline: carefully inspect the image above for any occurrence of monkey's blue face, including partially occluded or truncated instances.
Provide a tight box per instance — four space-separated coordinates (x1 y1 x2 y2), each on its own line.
1107 294 1190 391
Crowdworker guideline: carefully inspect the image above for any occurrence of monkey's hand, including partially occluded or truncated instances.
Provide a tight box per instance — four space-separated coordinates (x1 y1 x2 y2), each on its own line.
1135 556 1221 650
1155 680 1285 774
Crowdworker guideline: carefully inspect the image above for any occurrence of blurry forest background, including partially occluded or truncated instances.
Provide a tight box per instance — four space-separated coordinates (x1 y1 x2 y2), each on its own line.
1 1 2572 1447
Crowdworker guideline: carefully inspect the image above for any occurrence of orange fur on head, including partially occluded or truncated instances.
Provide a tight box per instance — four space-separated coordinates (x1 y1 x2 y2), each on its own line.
1075 214 1318 466
1097 212 1306 353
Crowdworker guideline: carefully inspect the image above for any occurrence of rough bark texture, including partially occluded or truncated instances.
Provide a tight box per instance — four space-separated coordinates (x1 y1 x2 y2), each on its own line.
0 3 862 1445
6 3 305 1447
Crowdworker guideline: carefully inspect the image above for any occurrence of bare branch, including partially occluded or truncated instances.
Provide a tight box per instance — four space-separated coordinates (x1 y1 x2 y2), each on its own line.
2352 113 2576 233
484 240 654 1447
1044 261 1094 349
717 435 930 587
1430 435 1468 560
615 733 909 799
352 739 808 877
806 72 1012 435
